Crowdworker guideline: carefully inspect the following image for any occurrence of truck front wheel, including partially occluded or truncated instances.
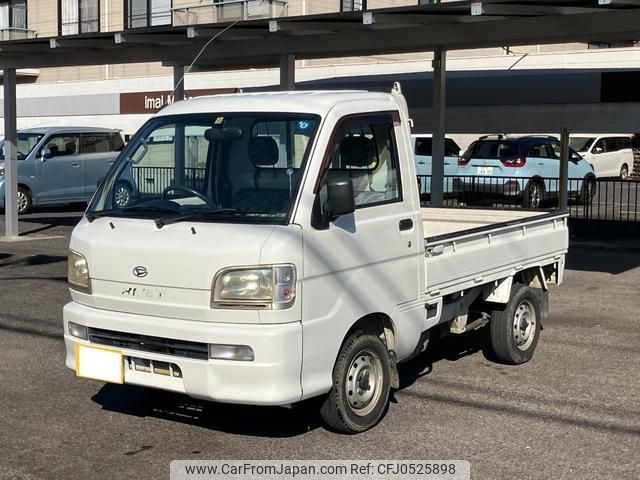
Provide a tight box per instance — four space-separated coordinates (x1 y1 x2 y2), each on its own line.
320 330 391 434
490 284 542 365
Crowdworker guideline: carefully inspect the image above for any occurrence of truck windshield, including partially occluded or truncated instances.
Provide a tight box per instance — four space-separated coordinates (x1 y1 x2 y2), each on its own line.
0 133 44 160
88 113 319 224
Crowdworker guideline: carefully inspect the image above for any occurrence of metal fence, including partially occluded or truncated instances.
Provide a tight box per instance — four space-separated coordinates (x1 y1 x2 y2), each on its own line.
417 175 640 223
131 166 206 196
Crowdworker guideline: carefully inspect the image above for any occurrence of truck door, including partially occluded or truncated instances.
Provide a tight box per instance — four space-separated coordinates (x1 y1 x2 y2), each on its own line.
300 112 422 393
36 134 84 203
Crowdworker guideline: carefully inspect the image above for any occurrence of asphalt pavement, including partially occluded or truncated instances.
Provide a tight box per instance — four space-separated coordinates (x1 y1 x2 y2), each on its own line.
0 207 638 480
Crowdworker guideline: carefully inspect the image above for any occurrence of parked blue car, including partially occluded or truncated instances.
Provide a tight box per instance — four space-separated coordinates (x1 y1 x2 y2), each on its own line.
455 135 596 208
412 134 461 198
0 127 124 214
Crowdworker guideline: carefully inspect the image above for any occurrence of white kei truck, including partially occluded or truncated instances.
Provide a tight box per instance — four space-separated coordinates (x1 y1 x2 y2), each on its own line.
64 85 568 434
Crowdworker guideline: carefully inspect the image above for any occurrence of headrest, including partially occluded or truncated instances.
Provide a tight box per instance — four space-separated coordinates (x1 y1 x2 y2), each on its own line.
65 141 77 154
48 144 59 154
248 136 279 167
340 136 377 168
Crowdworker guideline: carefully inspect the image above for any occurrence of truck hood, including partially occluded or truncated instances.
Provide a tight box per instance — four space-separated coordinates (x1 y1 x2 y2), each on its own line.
69 216 302 324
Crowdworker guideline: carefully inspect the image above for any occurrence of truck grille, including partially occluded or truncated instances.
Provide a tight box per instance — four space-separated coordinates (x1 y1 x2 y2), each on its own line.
87 327 208 360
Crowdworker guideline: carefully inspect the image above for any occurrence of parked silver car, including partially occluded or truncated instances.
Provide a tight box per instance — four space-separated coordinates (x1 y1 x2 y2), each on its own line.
0 127 124 214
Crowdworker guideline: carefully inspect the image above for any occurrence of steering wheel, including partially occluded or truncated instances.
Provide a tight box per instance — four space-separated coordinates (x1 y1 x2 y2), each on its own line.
161 186 217 208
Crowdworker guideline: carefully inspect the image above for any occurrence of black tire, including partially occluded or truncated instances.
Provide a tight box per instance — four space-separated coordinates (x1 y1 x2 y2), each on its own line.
320 330 391 434
490 284 542 365
522 181 543 209
113 181 135 208
577 176 596 206
620 164 629 181
17 186 32 215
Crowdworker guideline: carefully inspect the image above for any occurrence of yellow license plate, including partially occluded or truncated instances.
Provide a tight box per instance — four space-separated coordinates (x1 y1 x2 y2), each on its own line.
75 344 124 384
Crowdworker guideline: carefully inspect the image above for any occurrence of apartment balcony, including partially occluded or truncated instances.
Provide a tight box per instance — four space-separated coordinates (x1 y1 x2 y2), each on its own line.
172 0 288 27
0 27 37 41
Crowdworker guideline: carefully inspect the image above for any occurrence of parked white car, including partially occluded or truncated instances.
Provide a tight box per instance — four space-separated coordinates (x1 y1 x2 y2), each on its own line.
412 134 460 197
64 86 568 433
570 134 634 179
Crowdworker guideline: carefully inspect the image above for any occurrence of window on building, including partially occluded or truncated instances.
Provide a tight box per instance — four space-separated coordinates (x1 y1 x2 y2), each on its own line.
0 0 27 30
126 0 171 29
60 0 99 35
341 1 365 12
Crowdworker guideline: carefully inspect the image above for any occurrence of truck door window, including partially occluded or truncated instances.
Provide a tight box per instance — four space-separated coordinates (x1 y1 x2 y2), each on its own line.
319 113 402 209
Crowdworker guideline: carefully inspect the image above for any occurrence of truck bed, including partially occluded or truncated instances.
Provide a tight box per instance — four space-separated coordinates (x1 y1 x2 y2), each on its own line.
422 208 569 299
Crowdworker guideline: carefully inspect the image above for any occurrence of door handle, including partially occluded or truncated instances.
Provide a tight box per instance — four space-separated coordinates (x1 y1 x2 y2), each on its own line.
418 161 426 165
71 163 80 167
399 218 413 231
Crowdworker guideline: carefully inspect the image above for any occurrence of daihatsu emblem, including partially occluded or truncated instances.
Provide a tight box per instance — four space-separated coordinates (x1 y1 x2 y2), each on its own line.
133 266 148 278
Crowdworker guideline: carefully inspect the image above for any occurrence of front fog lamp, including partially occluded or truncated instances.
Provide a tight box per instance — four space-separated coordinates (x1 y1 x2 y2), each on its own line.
68 250 91 293
68 321 88 340
209 344 254 361
212 265 296 309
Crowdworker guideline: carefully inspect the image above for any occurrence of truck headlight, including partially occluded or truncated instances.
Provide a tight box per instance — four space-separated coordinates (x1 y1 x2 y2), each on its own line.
212 265 296 309
68 250 92 293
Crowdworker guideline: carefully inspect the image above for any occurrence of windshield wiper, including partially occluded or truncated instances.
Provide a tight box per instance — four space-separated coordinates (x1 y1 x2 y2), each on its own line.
86 205 180 223
154 208 274 229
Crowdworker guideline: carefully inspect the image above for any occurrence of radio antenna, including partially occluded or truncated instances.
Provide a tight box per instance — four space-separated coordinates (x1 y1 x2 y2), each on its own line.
171 18 242 100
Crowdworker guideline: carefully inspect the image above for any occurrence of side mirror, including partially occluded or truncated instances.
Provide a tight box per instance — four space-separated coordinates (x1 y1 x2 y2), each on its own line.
40 147 52 161
327 176 355 220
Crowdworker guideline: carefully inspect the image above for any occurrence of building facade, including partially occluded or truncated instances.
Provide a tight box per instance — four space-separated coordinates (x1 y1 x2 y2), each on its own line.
1 0 639 139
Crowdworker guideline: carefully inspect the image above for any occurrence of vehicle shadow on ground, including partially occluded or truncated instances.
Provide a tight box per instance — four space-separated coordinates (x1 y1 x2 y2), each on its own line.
92 383 324 438
565 242 640 275
396 327 493 392
92 330 492 438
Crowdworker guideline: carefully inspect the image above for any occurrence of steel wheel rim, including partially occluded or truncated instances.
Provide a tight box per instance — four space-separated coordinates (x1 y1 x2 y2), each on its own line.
529 184 542 208
114 186 130 207
513 300 537 351
345 349 384 417
17 191 28 213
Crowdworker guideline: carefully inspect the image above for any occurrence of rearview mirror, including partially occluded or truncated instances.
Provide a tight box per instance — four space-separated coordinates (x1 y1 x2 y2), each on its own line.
205 127 244 142
327 177 355 220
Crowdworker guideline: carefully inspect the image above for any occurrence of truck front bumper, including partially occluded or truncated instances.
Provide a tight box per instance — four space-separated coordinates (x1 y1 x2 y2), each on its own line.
63 301 303 405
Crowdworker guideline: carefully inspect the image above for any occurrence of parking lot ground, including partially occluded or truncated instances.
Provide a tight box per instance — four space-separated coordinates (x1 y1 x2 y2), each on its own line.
0 209 639 480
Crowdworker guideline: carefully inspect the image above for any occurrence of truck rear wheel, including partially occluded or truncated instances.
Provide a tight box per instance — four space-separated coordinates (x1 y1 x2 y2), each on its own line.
490 284 541 365
320 330 390 434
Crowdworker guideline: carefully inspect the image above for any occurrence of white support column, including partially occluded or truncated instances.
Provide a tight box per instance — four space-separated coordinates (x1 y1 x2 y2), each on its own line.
4 68 18 238
280 54 295 91
431 48 446 207
559 127 570 210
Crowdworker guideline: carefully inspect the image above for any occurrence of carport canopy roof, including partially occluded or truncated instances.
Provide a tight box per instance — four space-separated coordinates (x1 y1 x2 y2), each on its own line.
1 0 640 70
